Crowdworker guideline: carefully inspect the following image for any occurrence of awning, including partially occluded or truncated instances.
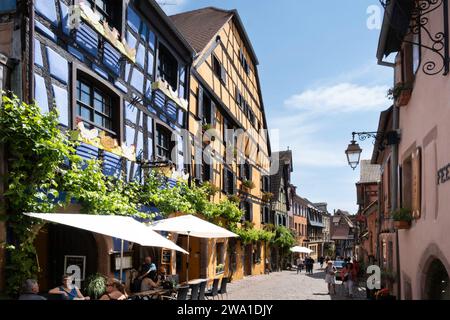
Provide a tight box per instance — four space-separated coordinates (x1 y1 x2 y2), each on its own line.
150 214 237 282
150 214 238 238
25 213 188 254
290 246 313 254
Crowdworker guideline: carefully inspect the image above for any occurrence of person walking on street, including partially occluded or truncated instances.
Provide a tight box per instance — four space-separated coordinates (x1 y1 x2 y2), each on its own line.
342 262 357 298
309 257 315 274
324 262 337 295
296 257 302 274
305 256 310 274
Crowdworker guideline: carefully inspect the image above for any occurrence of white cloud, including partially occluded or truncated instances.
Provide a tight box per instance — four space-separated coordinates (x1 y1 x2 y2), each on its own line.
284 82 389 114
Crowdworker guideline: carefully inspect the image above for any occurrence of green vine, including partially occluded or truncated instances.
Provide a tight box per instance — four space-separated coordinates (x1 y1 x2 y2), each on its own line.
0 94 149 296
271 225 296 248
0 92 290 296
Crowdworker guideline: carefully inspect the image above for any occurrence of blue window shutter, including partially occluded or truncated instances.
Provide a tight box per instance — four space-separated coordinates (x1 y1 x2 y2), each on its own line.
76 143 99 168
76 23 98 57
103 42 121 76
102 151 122 178
154 90 165 109
166 100 177 122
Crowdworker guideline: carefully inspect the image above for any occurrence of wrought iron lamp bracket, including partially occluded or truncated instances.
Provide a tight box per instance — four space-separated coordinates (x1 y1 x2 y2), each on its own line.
380 0 449 76
352 130 400 149
351 131 380 145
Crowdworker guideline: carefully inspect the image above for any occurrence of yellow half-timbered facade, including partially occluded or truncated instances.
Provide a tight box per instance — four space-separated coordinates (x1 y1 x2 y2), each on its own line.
171 7 272 281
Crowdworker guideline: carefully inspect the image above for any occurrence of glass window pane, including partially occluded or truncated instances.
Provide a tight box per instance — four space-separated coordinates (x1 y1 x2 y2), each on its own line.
148 30 156 51
80 83 90 104
147 52 154 76
94 113 104 126
104 118 112 130
94 97 104 112
81 106 92 120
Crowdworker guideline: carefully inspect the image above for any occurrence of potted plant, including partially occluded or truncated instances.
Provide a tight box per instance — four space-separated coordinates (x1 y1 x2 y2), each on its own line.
262 192 274 202
228 194 241 203
216 264 225 274
391 208 413 229
202 182 220 197
387 82 413 107
242 180 255 191
85 273 107 300
202 123 212 132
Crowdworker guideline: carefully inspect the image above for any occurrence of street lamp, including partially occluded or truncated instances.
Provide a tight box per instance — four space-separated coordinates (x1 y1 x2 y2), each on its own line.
345 139 362 170
345 131 400 170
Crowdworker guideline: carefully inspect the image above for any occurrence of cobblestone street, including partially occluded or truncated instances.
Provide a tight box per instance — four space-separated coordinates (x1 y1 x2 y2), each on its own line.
226 264 367 300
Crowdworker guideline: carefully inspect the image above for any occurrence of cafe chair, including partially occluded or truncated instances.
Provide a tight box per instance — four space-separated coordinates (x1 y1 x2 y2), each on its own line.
218 277 229 300
198 280 207 300
205 278 220 300
189 283 200 300
162 285 190 301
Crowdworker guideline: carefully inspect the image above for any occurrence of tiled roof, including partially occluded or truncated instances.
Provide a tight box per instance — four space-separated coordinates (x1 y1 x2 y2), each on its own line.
359 160 381 183
170 7 233 54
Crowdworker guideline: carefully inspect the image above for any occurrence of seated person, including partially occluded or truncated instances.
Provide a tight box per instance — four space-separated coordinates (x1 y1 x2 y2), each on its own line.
157 266 167 282
138 256 157 281
49 274 90 300
140 270 161 292
100 279 128 300
18 279 47 300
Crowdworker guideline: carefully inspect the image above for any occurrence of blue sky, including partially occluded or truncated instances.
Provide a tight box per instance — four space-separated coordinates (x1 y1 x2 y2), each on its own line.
161 0 393 214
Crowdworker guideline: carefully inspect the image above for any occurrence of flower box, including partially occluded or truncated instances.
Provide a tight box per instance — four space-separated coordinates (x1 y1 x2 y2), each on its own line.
394 220 411 230
395 89 412 107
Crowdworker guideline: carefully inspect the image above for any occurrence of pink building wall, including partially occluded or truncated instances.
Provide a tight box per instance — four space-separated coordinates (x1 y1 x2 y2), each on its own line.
396 7 450 299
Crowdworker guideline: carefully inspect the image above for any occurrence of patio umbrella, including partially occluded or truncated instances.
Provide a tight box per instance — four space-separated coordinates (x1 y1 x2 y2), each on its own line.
25 213 188 281
150 215 238 282
290 246 313 254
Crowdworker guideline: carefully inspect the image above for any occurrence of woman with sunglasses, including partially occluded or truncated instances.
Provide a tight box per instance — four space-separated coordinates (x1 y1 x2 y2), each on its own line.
100 278 128 300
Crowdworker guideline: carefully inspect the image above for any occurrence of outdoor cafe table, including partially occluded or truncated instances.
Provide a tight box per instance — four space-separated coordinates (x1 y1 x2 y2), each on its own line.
181 278 208 286
130 288 171 300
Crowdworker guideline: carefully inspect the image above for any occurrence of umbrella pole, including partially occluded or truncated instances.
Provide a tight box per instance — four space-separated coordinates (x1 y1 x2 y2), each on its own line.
120 239 124 283
186 232 190 283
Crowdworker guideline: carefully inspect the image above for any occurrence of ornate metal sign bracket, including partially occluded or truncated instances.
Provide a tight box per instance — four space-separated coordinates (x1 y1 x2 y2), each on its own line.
380 0 450 76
